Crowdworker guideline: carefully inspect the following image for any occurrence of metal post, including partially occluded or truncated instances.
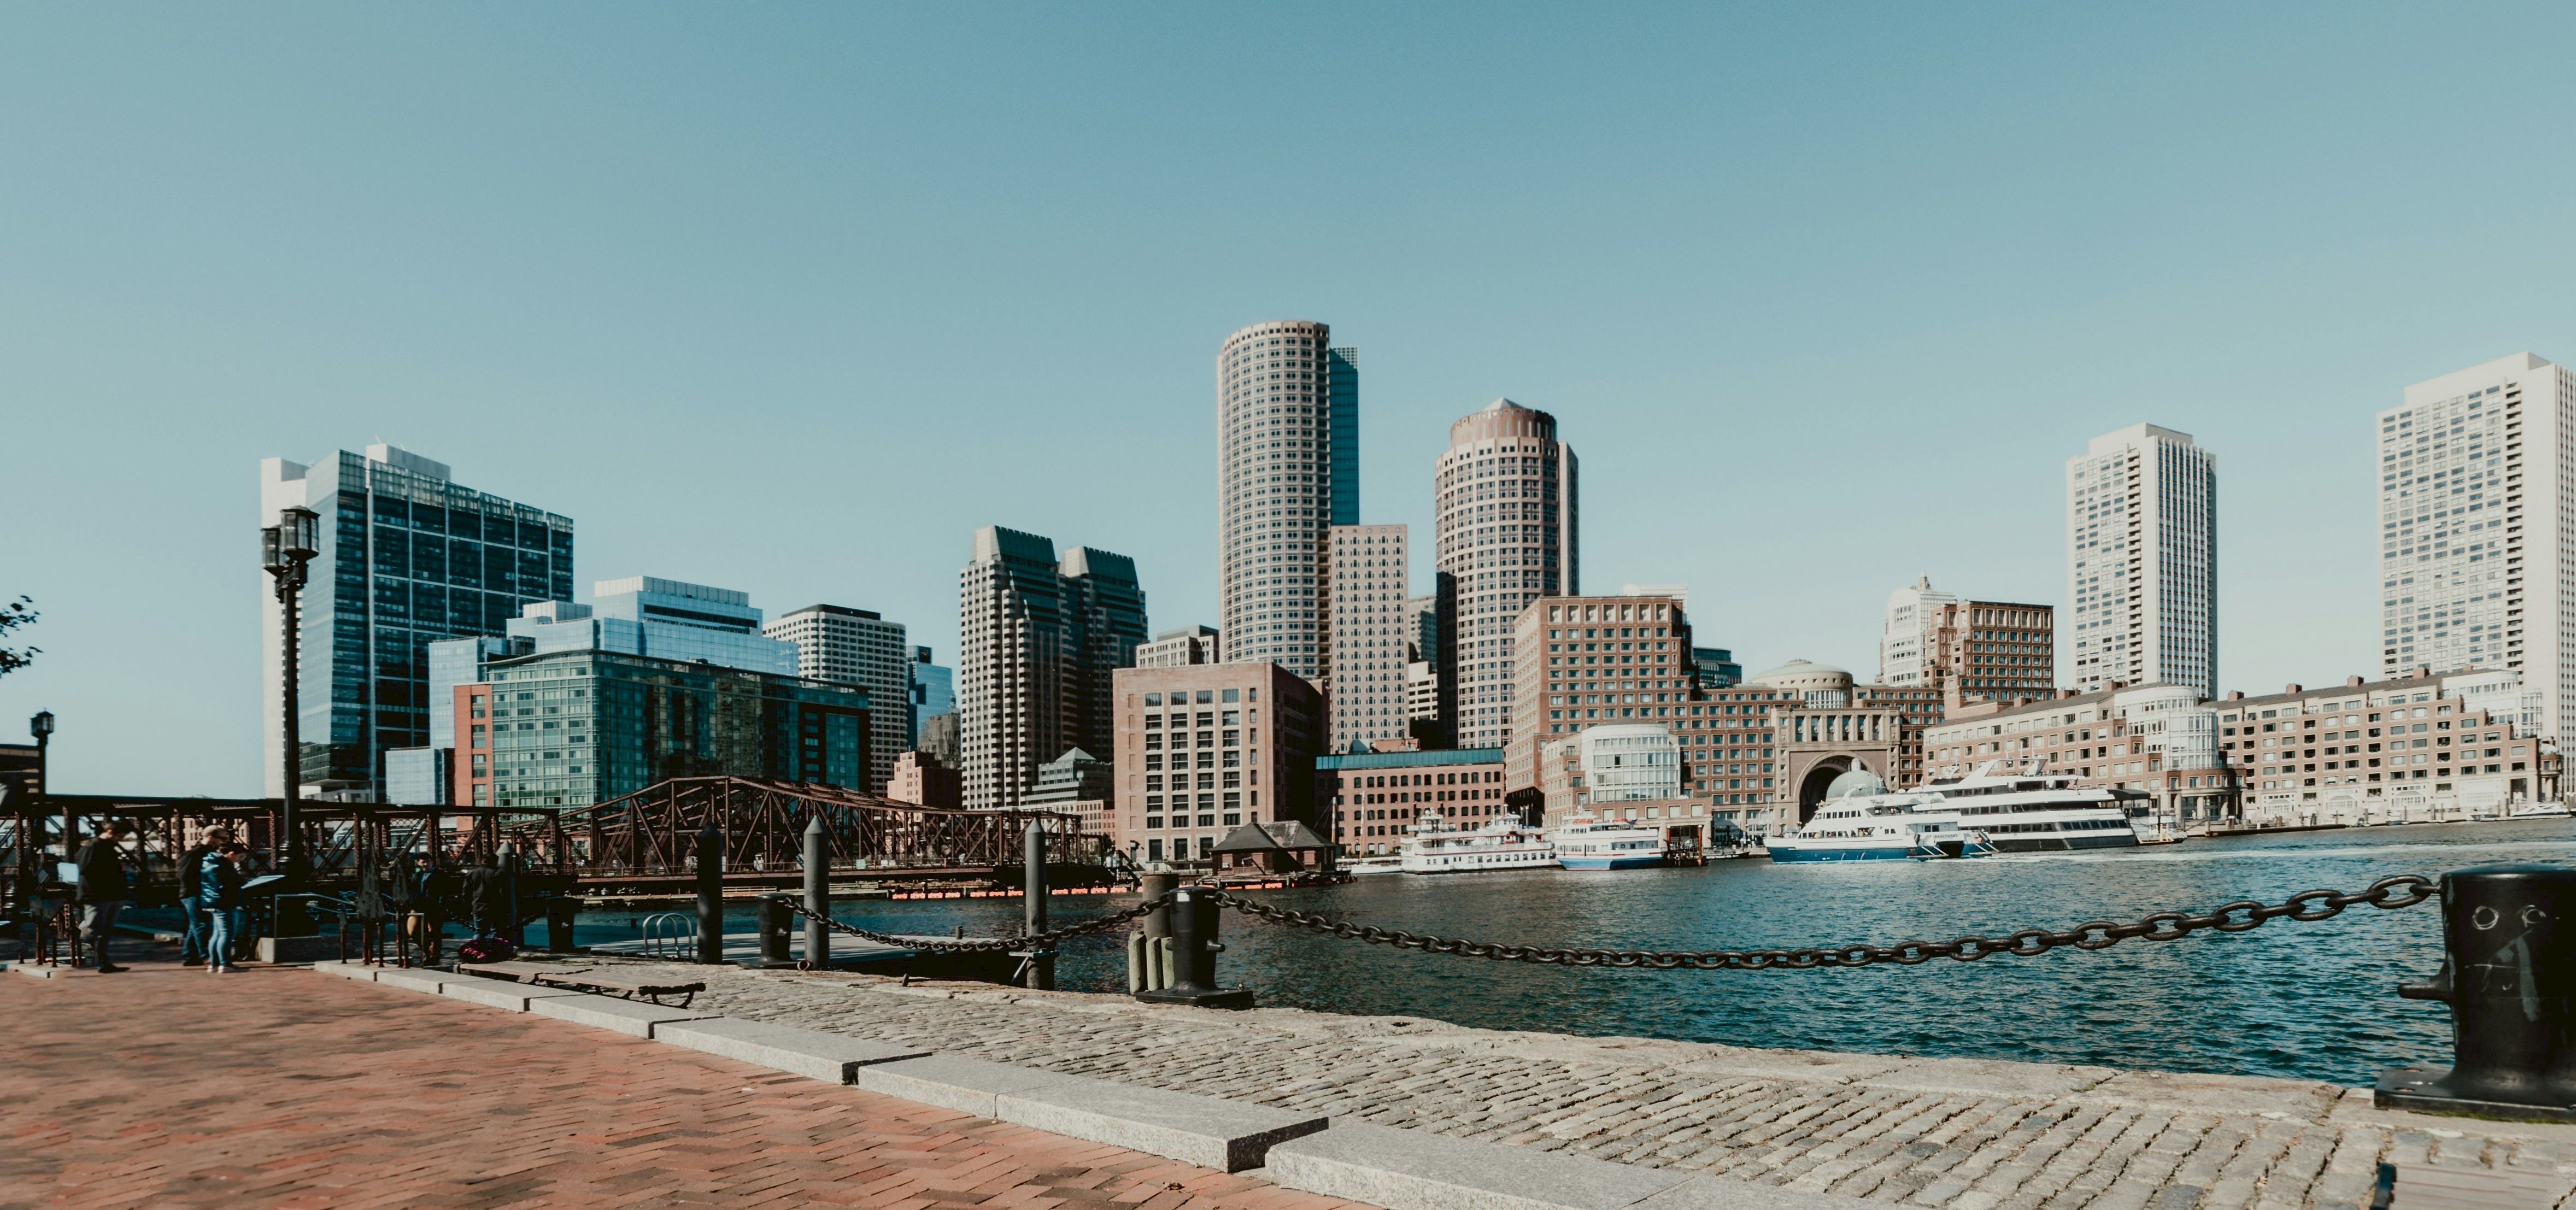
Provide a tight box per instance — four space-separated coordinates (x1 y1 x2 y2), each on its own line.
1022 821 1053 989
694 822 724 965
1138 872 1177 940
756 895 793 966
802 814 829 971
499 842 523 947
1133 884 1252 1009
2380 865 2576 1120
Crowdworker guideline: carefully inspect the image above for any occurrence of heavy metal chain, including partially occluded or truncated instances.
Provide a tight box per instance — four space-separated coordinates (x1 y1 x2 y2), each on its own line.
1209 875 2437 971
781 894 1171 953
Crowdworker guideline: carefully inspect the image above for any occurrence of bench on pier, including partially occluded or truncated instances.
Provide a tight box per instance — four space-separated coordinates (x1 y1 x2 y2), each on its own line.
529 968 707 1008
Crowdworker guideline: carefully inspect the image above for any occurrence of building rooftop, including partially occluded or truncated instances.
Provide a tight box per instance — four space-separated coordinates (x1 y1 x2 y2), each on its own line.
1317 747 1504 771
594 577 752 608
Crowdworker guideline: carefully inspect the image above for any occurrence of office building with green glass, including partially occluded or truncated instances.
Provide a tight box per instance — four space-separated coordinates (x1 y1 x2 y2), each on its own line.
449 645 870 810
260 444 573 797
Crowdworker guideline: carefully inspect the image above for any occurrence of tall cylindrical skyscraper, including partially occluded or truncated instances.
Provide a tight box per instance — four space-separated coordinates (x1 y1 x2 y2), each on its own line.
1436 399 1577 751
1218 320 1358 684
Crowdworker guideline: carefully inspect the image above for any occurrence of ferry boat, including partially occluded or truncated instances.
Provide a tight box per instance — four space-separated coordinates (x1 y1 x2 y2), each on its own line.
1766 797 1989 862
1549 813 1667 870
1340 853 1408 876
1769 763 2141 861
1930 767 2148 853
1398 811 1558 873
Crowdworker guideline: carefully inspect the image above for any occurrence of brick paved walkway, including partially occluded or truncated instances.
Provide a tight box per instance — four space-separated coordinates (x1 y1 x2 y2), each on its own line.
0 948 1375 1210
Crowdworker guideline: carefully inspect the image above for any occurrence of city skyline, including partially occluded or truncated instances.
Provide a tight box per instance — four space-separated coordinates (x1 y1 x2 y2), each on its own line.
15 8 2576 794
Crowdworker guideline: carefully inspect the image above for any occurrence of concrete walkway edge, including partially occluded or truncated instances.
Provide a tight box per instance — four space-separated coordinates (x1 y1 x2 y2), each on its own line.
316 960 1880 1206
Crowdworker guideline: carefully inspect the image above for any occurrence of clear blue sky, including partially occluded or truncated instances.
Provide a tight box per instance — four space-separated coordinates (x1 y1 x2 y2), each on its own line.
8 5 2576 795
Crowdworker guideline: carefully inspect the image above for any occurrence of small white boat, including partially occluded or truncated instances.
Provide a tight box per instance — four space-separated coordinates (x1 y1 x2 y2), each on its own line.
1399 811 1558 873
1339 854 1407 876
2508 802 2575 820
1550 814 1666 870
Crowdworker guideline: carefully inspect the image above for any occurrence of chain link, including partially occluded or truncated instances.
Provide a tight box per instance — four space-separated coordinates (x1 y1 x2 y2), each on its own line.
779 895 1171 953
1207 875 2437 971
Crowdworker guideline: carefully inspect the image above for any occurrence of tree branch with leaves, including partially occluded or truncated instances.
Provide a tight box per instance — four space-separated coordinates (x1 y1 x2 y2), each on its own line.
0 596 39 679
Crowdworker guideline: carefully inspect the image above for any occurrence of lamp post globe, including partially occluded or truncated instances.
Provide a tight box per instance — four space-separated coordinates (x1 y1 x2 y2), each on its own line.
263 507 321 936
30 710 59 859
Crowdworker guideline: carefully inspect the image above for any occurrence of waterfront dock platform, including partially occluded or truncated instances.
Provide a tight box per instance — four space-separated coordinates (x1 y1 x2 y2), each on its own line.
11 939 2576 1210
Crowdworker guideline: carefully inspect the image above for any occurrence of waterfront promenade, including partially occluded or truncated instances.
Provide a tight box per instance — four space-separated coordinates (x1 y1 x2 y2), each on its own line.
0 940 1369 1210
11 938 2576 1209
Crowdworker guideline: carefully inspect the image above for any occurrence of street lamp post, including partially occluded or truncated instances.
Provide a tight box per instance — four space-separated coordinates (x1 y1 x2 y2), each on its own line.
263 507 319 933
31 710 56 859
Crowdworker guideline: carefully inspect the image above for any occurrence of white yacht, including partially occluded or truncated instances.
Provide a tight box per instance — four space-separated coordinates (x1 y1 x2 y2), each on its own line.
1925 764 2148 853
1768 763 2139 862
1399 811 1558 873
1340 853 1408 875
1767 797 1987 862
1549 813 1667 870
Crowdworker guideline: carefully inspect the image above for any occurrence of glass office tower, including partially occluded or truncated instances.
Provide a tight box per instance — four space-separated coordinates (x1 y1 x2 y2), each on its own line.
260 444 573 797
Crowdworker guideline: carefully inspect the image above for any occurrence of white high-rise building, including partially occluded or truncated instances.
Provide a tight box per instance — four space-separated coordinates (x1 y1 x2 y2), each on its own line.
765 604 911 793
1436 399 1577 750
1321 524 1413 753
2065 424 2216 697
1880 577 1958 690
1217 320 1359 684
2380 353 2576 741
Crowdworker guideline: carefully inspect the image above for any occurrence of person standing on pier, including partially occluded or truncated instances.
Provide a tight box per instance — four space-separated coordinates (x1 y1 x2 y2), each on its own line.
72 820 133 973
177 828 228 967
198 842 247 974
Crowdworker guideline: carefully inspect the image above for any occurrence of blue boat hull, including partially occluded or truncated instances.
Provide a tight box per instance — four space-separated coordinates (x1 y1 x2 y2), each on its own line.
1558 854 1664 870
1765 844 1918 862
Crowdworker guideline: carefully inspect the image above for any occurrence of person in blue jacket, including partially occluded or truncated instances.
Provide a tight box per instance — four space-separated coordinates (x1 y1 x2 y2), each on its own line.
198 843 248 974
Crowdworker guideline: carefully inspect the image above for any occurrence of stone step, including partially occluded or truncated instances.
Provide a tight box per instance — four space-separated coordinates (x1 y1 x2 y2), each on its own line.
1266 1121 1874 1210
529 992 719 1038
311 961 380 982
855 1054 1085 1118
655 1019 930 1084
439 978 592 1012
995 1076 1328 1173
373 968 449 995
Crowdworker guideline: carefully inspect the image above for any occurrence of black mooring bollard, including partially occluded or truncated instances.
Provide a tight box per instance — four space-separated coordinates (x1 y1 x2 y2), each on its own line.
802 815 830 971
694 823 725 965
543 895 578 954
2378 865 2576 1120
1133 884 1253 1009
756 894 794 967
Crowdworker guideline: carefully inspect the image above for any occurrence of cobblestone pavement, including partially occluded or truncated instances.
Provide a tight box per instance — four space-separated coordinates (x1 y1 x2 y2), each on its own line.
664 960 2576 1210
0 950 1374 1210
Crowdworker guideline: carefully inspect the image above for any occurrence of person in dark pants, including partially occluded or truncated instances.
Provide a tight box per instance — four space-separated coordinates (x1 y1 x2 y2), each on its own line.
177 829 231 966
199 842 248 974
463 854 504 939
72 820 134 973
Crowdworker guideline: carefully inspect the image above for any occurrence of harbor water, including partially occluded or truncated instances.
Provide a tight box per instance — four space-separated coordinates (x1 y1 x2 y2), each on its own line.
585 819 2576 1088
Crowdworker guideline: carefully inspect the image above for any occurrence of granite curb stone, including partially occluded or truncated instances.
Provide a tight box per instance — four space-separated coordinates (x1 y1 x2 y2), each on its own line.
654 1018 930 1083
1266 1121 1692 1210
439 979 591 1012
529 991 720 1037
856 1053 1087 1118
311 961 381 983
373 968 448 994
996 1076 1329 1172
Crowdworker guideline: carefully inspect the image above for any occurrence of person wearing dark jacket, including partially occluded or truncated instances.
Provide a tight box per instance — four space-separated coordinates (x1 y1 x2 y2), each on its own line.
177 830 230 966
72 820 133 972
199 843 247 974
